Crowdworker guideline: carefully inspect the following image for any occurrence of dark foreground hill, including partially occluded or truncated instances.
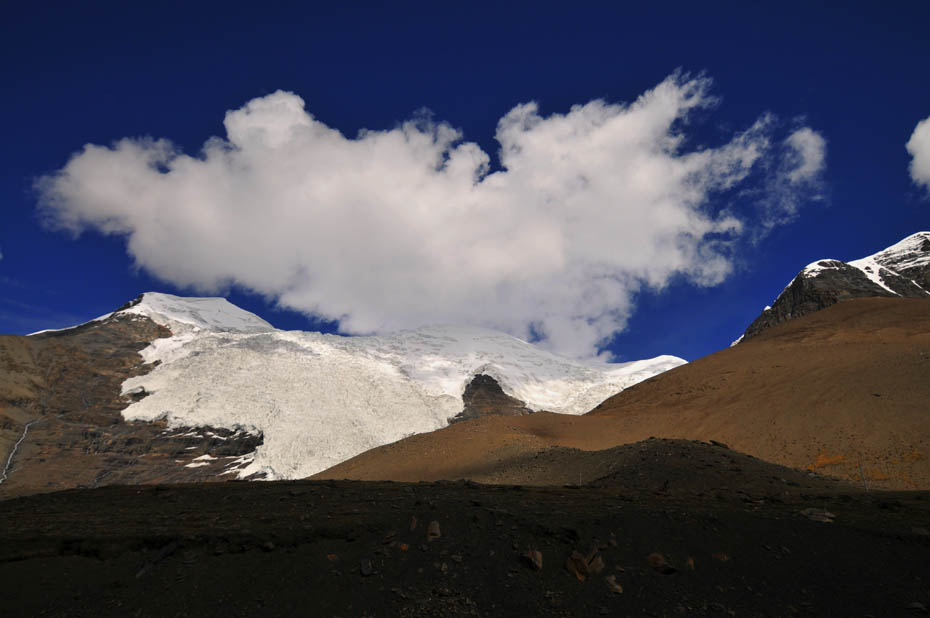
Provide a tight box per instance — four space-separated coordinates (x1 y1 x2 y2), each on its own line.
2 439 929 617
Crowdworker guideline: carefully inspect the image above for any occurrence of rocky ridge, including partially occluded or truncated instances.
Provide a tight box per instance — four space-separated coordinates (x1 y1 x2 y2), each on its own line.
739 231 930 341
453 374 533 423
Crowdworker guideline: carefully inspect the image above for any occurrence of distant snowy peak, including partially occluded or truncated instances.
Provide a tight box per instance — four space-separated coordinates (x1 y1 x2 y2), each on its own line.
740 232 930 342
798 231 930 296
117 292 275 333
797 231 930 298
29 292 276 337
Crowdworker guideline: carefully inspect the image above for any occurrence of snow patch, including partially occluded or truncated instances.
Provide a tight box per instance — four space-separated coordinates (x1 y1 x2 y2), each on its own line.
801 259 843 277
221 453 256 476
862 231 930 272
846 256 899 295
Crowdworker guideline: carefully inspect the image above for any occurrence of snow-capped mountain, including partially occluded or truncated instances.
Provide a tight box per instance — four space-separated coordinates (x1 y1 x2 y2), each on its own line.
110 293 684 480
739 231 930 341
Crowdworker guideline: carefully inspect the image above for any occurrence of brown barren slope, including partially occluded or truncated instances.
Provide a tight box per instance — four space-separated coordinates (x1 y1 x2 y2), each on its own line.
0 316 262 499
316 298 930 489
0 336 42 481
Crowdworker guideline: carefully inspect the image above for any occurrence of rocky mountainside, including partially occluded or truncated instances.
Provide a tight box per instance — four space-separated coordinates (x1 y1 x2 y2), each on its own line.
0 293 683 497
738 231 930 341
0 312 264 499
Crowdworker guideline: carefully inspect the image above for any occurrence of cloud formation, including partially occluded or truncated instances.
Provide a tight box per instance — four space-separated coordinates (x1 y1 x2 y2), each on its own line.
749 125 827 236
907 115 930 193
785 127 827 183
37 73 825 359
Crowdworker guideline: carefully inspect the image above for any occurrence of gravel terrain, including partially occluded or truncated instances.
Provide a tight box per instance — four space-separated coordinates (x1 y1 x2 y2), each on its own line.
3 439 929 617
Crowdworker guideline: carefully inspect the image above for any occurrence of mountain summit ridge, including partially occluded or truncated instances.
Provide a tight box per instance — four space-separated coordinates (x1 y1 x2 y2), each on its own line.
739 231 930 341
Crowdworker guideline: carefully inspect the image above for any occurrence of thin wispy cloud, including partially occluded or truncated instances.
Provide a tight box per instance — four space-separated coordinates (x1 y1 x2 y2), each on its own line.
36 72 826 359
750 125 827 237
907 115 930 194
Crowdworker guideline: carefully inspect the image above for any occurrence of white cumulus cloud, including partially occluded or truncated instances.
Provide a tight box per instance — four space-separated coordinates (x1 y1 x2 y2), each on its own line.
907 115 930 193
37 73 825 359
785 127 826 183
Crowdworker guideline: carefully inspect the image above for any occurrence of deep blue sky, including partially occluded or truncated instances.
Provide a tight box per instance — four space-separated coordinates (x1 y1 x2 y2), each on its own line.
2 1 928 361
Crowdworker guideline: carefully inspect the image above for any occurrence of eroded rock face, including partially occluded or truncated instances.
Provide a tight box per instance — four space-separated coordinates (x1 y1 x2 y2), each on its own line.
452 374 532 423
740 232 930 342
742 262 900 340
0 314 263 499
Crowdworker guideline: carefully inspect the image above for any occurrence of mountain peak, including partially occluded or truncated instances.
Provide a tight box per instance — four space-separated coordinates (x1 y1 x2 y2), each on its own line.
117 292 275 334
739 231 930 342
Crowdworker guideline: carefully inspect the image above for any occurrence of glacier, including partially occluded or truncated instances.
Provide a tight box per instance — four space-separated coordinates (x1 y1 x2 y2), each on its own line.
115 293 685 480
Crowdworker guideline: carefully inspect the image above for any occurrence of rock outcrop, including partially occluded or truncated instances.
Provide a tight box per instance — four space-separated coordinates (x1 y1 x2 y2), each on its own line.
452 374 532 423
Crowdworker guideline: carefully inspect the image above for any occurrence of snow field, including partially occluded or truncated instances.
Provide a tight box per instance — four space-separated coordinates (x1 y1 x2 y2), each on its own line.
118 293 685 480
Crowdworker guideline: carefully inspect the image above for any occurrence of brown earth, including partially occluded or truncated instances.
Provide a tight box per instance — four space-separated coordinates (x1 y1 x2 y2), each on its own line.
3 439 930 617
315 298 930 490
0 315 262 499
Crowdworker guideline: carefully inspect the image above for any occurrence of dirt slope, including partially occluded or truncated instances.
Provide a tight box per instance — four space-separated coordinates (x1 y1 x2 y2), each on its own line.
316 298 930 489
0 336 42 483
